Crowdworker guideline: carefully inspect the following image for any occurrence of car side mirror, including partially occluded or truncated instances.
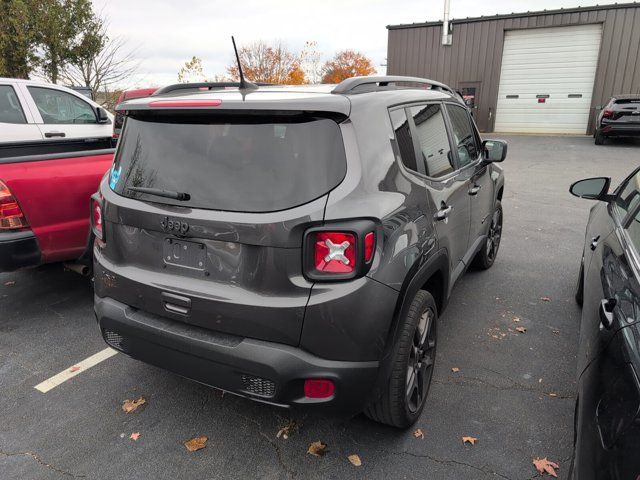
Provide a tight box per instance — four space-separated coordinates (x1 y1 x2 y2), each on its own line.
482 139 507 163
96 107 110 124
569 177 612 201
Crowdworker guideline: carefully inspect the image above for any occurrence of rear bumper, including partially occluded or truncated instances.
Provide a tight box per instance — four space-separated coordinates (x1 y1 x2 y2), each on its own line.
94 295 380 413
0 230 41 272
600 123 640 136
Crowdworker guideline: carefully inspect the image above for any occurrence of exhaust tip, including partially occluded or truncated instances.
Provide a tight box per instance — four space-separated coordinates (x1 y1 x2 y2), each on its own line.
64 262 91 277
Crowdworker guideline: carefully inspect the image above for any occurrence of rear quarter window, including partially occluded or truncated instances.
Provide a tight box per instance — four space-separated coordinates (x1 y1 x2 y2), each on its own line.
111 113 347 213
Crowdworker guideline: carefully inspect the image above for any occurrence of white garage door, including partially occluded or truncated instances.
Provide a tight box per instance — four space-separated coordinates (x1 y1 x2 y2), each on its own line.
494 24 602 134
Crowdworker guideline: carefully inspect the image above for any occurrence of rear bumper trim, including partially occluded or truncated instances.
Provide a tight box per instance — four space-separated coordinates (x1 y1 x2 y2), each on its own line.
94 295 379 413
0 230 41 272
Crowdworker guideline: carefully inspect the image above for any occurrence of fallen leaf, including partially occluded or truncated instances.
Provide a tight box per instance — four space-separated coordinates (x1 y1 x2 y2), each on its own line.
129 432 140 441
516 327 527 333
533 457 559 477
69 365 81 373
451 367 460 373
513 317 521 323
276 419 300 439
552 330 560 335
122 396 146 413
540 296 551 302
4 281 15 286
348 454 362 466
413 429 424 439
184 436 208 452
307 441 327 457
462 436 478 445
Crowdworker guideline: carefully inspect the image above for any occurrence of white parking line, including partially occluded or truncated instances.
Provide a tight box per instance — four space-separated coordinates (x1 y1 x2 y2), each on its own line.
34 348 118 393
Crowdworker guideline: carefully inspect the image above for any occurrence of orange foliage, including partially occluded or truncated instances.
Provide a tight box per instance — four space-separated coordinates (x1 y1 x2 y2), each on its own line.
227 41 307 85
321 50 376 83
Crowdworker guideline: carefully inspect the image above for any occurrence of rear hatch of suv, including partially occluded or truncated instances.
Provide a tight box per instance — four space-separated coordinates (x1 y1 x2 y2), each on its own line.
94 92 350 346
609 97 640 123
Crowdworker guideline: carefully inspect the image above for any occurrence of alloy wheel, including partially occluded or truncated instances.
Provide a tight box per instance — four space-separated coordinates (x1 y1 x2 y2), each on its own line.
405 308 436 413
486 208 503 261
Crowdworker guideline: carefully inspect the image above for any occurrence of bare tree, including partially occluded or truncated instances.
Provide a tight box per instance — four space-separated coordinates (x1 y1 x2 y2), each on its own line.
61 20 138 106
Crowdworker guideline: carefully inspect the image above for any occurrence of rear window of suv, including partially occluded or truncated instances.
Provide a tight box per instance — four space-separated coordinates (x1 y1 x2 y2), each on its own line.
111 113 347 212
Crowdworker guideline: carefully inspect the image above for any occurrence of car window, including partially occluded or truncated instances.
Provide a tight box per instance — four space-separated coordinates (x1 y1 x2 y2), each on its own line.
446 104 479 167
615 171 640 222
389 108 419 172
409 104 454 178
28 86 97 124
112 114 347 213
0 85 27 124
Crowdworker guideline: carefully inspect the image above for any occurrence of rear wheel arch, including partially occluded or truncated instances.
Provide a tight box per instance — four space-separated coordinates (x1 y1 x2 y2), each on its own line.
368 250 449 400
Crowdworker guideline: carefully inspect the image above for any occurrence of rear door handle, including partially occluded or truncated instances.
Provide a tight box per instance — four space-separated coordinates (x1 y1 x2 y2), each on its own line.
599 298 617 329
434 205 453 221
469 185 482 196
590 236 600 251
44 131 66 138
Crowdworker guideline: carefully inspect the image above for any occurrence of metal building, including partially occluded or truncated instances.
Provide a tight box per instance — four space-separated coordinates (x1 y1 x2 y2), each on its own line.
386 3 640 134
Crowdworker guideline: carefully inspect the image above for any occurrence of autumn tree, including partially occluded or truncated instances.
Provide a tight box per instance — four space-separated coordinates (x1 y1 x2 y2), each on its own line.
299 41 322 84
226 41 306 85
321 50 376 84
178 56 206 83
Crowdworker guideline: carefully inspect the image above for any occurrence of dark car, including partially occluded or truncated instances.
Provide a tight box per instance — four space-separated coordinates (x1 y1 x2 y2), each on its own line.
570 170 640 478
91 76 507 428
594 95 640 145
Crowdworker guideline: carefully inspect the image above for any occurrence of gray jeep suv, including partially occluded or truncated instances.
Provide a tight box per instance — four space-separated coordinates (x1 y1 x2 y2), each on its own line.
92 76 506 428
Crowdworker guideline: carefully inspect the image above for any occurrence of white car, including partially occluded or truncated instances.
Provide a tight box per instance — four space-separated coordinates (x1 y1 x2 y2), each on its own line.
0 77 114 154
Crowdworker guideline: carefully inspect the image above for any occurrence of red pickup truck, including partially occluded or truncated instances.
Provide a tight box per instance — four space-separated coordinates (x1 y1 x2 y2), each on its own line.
0 149 114 272
0 86 157 273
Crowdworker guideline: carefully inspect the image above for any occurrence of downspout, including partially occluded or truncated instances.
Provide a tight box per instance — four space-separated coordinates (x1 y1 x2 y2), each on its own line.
442 0 453 45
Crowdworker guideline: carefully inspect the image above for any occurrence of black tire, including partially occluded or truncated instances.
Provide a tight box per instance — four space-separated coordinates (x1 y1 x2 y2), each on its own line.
594 130 606 145
364 290 437 428
473 200 503 270
575 259 584 306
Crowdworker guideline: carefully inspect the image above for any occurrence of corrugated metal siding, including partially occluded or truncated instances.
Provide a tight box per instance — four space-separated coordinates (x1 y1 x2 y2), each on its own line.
387 5 640 134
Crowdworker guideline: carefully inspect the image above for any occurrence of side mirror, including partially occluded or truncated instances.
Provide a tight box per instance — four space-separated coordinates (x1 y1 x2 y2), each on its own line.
482 139 507 162
96 107 110 124
569 177 612 200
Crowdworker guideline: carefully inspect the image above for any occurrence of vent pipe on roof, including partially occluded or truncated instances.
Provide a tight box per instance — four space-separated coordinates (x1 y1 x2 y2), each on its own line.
442 0 453 45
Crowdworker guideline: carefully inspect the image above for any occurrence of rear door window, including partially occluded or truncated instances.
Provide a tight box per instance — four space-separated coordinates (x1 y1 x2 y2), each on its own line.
409 103 454 178
112 113 347 213
0 85 27 124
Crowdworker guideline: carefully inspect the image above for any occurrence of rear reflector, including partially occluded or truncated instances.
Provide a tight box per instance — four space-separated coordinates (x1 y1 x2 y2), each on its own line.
364 231 375 263
603 109 614 119
91 195 104 241
314 232 356 273
148 99 222 108
304 379 335 399
0 180 28 230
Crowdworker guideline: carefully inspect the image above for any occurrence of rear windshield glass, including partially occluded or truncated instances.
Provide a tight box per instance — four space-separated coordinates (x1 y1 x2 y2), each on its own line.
111 113 347 212
614 99 640 104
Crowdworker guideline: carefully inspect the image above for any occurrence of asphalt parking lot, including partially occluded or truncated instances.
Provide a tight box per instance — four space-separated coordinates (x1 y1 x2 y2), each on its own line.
1 135 639 480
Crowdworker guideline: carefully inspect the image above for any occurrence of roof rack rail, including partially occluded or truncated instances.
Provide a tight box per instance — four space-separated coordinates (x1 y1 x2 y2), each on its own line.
153 82 273 96
331 76 457 97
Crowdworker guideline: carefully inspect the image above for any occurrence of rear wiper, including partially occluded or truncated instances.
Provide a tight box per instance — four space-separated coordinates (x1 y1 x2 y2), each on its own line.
127 186 190 201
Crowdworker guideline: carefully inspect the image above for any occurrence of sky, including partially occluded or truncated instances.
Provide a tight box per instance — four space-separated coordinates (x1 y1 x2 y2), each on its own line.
91 0 603 88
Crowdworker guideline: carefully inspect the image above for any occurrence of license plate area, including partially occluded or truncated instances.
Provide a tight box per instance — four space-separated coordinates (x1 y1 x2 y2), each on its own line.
163 239 206 270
